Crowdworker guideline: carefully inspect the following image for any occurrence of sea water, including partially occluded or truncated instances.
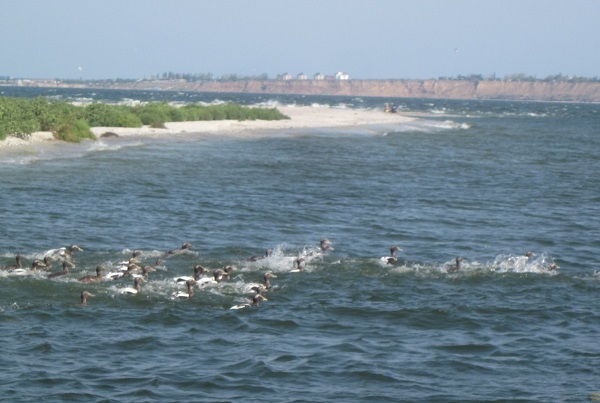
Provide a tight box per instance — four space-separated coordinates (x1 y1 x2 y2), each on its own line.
0 87 599 402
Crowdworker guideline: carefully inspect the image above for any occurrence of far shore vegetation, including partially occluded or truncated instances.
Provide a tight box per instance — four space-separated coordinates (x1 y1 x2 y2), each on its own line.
0 97 289 142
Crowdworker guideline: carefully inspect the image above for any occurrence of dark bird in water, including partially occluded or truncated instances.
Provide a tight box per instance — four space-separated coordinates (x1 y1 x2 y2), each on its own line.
136 259 163 279
214 266 234 282
140 265 156 279
447 257 464 273
262 272 277 290
165 242 192 257
31 256 53 271
193 264 209 279
293 257 305 272
121 277 145 295
251 293 268 307
382 246 402 265
48 260 75 279
320 239 334 252
249 272 278 293
1 254 24 271
79 265 105 283
80 291 94 306
247 249 273 262
121 263 143 277
230 290 268 310
175 264 209 283
174 279 196 299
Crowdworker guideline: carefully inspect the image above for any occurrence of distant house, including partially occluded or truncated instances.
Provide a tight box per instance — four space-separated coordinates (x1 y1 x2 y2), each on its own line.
278 73 292 80
335 71 350 80
313 73 325 80
296 73 308 80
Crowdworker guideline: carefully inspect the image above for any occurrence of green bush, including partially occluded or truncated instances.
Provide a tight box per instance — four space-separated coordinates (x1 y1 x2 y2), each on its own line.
149 121 166 129
54 119 96 143
0 97 41 139
133 102 173 126
43 101 83 132
84 103 142 127
0 96 289 143
132 102 289 125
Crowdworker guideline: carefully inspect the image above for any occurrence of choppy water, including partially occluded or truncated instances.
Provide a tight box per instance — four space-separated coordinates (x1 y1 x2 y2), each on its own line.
1 87 600 402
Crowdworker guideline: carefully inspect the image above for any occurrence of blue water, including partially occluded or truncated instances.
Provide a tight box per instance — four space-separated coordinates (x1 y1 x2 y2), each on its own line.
1 87 600 402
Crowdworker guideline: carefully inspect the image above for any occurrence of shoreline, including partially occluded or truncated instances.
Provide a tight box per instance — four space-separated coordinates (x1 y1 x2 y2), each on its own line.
0 105 415 149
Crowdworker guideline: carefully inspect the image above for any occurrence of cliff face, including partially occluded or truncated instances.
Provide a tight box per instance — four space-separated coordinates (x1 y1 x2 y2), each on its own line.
103 79 600 102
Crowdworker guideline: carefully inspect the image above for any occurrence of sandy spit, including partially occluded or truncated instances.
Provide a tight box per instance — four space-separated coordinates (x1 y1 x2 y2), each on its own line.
0 106 414 149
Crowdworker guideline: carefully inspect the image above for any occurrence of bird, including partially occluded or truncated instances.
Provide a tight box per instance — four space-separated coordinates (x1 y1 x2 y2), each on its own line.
48 260 75 279
121 263 143 277
502 251 536 272
79 265 105 283
173 279 196 299
108 257 154 279
247 249 273 262
230 292 268 310
175 264 209 283
1 254 24 271
213 266 234 282
50 245 83 260
262 272 277 290
165 242 192 257
247 272 278 293
120 277 145 295
381 246 402 265
320 238 334 252
193 264 209 277
130 265 155 281
80 291 94 306
304 239 334 261
31 256 53 271
447 257 464 273
147 258 165 270
112 257 142 272
291 257 305 272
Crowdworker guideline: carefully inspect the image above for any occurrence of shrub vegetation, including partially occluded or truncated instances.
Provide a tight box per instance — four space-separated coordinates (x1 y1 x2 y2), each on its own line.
0 97 289 143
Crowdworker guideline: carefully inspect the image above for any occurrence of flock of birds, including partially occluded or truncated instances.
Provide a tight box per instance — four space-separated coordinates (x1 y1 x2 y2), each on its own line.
1 239 559 308
0 239 335 309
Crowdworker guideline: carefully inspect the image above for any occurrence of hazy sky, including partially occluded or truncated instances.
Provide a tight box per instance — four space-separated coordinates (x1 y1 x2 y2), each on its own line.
2 0 598 80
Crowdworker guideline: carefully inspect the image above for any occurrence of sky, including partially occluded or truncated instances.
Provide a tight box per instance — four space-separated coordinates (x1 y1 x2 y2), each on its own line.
2 0 599 80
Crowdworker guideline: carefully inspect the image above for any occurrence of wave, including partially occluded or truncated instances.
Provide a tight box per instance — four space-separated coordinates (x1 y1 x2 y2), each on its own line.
377 119 471 135
0 138 147 165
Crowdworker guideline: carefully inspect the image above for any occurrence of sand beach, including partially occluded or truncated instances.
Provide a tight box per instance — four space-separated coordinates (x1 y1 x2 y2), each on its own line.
0 106 414 149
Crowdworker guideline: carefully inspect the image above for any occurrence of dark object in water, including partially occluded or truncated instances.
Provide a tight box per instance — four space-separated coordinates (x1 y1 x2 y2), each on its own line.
100 132 119 138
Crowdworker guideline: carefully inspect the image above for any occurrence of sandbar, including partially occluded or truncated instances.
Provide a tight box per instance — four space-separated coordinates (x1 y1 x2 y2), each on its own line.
0 105 414 149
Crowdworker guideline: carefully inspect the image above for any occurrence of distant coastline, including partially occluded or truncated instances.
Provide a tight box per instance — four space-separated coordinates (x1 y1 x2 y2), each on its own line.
6 78 600 103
